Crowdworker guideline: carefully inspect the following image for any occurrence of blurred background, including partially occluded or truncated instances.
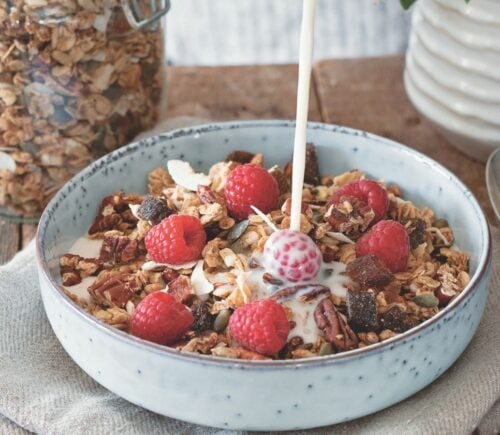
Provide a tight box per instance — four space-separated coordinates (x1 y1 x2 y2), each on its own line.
165 0 413 65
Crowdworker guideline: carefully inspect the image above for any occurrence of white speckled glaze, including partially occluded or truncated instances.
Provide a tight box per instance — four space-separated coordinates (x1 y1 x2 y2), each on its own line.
36 121 492 431
405 0 500 162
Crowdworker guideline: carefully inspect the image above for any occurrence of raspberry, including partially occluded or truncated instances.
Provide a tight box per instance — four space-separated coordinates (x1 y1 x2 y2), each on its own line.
356 220 410 273
229 299 290 356
130 292 193 344
263 230 322 282
224 163 279 220
145 214 206 264
329 179 389 223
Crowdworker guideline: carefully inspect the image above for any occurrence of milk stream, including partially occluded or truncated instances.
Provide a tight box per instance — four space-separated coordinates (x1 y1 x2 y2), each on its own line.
290 0 317 231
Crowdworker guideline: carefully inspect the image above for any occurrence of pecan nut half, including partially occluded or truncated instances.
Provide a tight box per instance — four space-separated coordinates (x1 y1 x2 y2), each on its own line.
88 213 122 235
88 273 140 308
99 236 139 265
314 297 358 351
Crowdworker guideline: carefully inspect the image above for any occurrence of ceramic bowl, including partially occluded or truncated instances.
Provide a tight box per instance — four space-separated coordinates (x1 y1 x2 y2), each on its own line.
36 121 492 431
405 0 500 162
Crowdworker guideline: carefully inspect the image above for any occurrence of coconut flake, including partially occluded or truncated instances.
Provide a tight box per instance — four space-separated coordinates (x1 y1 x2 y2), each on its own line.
142 260 198 271
167 160 210 192
129 203 141 220
325 231 355 244
0 152 16 172
191 260 214 300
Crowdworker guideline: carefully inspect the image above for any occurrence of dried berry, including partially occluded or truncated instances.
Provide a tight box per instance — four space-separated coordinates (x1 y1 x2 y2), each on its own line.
269 166 290 194
225 150 256 164
137 195 171 225
405 218 427 249
304 143 321 185
191 303 215 332
346 254 393 288
346 290 378 332
379 306 415 333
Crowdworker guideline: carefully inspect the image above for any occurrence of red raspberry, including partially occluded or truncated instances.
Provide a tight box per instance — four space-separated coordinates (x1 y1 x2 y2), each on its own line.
224 163 279 220
356 220 410 273
329 179 389 222
263 229 322 282
145 214 206 264
229 299 290 356
130 292 193 344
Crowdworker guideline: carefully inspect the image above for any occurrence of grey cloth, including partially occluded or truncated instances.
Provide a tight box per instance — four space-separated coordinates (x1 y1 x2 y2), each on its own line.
165 0 412 65
0 227 498 434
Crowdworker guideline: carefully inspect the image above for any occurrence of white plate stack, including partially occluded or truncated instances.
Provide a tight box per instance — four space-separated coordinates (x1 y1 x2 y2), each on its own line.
405 0 500 162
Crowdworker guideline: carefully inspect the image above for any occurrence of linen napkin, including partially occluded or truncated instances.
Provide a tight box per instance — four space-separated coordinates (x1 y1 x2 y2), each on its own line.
0 227 498 434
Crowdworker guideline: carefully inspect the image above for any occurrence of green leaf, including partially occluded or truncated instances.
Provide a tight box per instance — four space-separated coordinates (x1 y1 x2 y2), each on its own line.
400 0 418 9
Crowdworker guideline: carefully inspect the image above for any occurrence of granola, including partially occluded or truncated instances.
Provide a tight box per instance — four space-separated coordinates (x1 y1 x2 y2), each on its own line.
61 147 471 360
0 1 164 216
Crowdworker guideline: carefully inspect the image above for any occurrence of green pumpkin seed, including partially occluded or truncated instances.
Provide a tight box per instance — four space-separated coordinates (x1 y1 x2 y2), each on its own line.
214 309 231 332
319 342 333 356
226 220 249 243
413 293 439 308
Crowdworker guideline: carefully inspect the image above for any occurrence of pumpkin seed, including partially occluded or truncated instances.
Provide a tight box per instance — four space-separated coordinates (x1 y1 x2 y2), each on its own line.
226 219 249 243
413 293 439 308
214 309 231 332
319 342 333 356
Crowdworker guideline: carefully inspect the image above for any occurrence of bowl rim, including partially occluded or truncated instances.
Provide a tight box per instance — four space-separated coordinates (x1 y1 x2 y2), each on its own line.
36 119 492 369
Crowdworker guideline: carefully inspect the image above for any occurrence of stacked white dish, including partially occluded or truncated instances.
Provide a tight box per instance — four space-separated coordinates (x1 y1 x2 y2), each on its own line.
405 0 500 162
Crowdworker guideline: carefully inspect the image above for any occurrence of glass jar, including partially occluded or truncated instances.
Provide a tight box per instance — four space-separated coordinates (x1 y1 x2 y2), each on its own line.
0 0 169 220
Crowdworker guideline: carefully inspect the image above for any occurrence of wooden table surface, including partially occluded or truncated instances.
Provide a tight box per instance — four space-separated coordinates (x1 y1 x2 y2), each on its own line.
0 55 492 265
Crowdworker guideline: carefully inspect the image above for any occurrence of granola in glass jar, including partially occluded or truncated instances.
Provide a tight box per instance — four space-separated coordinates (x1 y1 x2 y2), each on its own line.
0 0 167 217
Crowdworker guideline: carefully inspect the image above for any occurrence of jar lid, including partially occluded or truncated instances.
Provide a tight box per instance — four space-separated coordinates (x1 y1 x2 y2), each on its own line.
121 0 171 30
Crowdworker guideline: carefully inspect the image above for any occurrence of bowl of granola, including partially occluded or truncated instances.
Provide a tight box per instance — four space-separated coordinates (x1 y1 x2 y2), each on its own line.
36 120 492 430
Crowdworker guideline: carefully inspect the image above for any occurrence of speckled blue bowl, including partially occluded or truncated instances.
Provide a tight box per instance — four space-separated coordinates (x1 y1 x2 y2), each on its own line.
36 121 492 431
